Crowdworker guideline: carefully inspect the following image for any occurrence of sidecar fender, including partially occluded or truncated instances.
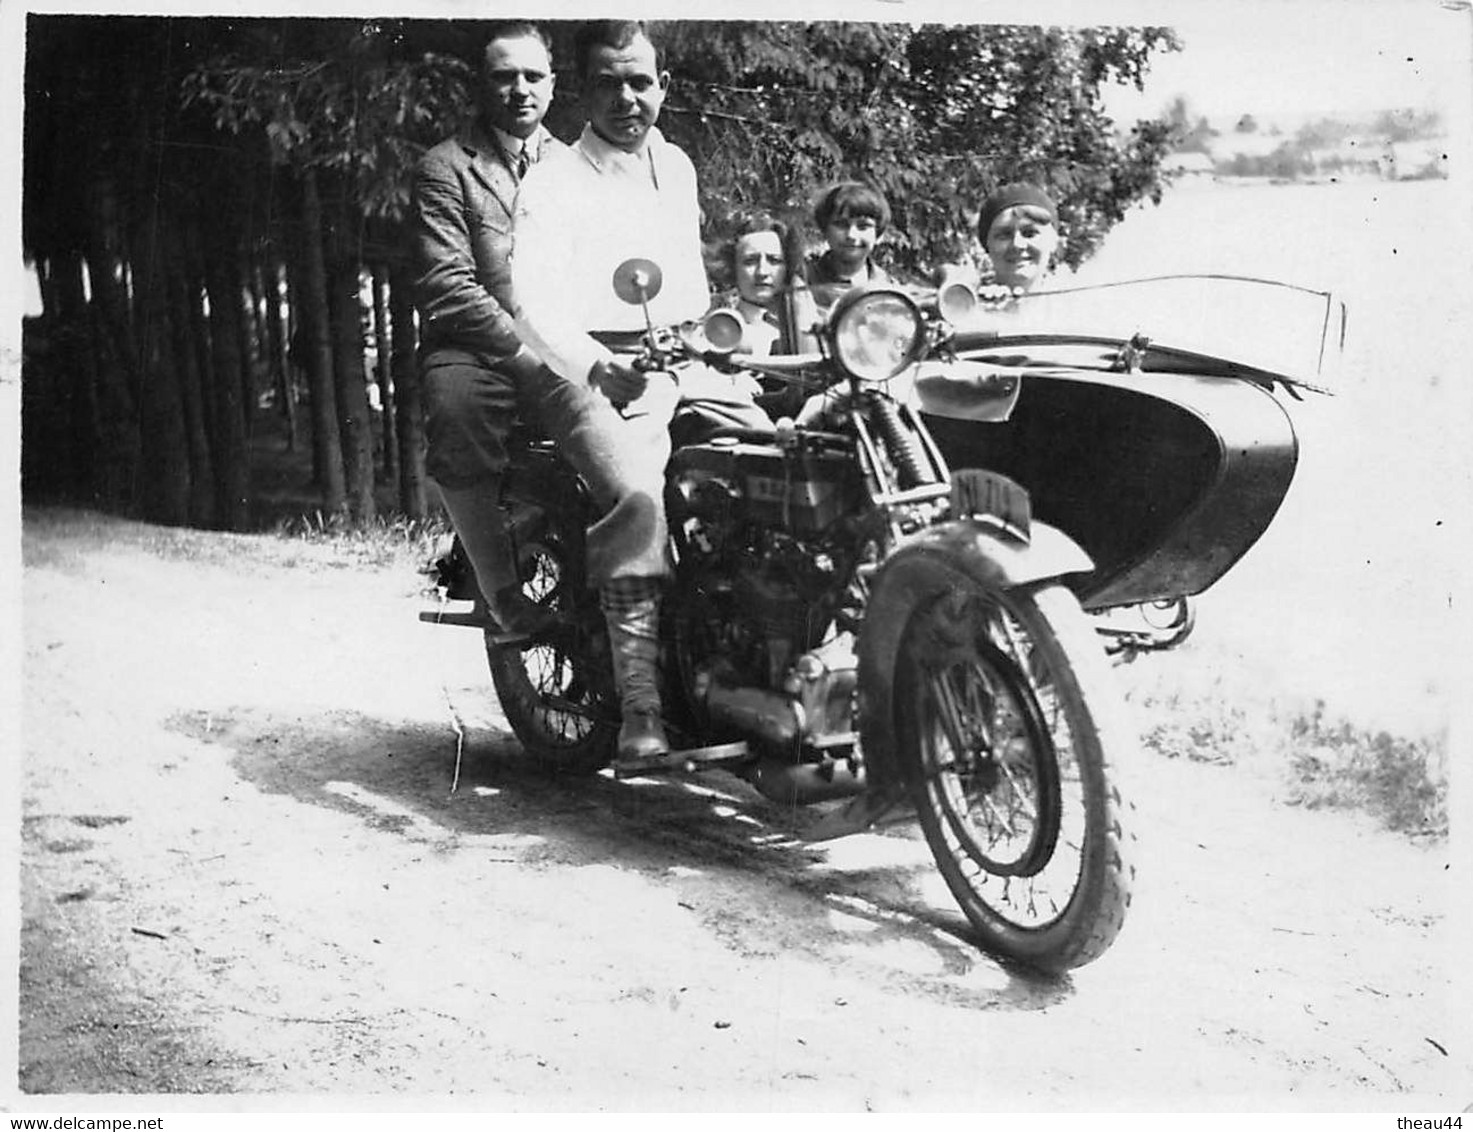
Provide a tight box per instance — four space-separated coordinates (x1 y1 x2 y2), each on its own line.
856 519 1093 800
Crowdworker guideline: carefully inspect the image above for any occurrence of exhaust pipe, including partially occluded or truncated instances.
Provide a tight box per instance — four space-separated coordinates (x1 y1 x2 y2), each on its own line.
699 676 804 748
742 757 867 806
695 661 866 804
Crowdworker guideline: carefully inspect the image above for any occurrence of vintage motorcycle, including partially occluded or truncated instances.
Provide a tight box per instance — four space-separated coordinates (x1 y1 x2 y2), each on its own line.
422 260 1340 973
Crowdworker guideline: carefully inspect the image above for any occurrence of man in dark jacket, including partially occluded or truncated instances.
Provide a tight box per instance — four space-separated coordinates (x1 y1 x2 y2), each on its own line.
409 20 562 634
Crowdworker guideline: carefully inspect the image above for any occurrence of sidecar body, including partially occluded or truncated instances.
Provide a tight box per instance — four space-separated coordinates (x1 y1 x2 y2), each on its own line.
926 276 1342 612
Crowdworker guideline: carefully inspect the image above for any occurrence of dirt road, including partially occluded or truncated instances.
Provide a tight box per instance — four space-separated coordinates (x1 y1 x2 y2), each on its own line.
11 509 1462 1110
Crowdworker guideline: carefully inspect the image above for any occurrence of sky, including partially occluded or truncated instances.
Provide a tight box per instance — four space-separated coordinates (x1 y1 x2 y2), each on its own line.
1100 0 1473 125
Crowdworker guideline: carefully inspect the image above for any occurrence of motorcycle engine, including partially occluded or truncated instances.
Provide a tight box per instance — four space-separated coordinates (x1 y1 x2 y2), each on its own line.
668 437 868 757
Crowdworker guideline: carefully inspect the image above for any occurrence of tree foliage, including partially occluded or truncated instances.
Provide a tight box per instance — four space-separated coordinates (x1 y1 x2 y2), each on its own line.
1371 106 1443 143
179 19 476 224
177 19 1181 275
1164 95 1217 155
22 15 1182 527
653 22 1182 276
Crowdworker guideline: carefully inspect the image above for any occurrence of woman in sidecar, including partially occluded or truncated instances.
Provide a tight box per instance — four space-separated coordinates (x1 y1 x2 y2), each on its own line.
977 182 1061 297
708 213 804 358
921 180 1324 653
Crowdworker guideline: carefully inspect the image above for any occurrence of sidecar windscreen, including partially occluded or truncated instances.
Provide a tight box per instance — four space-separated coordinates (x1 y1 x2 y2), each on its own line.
973 274 1346 389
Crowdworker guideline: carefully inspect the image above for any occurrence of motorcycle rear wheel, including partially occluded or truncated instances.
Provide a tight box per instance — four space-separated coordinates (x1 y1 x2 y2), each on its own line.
485 477 617 775
892 575 1135 972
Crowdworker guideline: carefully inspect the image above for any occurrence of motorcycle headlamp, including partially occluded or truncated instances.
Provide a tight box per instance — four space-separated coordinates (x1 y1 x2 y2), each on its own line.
828 288 924 383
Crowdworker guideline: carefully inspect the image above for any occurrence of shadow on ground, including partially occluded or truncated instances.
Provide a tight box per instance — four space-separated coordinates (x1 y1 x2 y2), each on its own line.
167 704 1071 1012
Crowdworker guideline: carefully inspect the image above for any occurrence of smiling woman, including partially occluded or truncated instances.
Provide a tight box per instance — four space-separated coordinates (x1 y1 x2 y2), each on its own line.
978 182 1060 293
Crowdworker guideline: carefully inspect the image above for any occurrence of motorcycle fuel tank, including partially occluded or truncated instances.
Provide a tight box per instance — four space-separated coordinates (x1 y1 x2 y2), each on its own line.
670 439 861 534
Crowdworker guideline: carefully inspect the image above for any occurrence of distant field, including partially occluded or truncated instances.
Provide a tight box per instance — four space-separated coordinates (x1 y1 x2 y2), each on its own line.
1070 177 1470 739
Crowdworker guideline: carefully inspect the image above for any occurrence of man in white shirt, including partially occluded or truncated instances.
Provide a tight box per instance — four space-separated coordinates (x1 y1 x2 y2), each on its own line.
512 20 768 769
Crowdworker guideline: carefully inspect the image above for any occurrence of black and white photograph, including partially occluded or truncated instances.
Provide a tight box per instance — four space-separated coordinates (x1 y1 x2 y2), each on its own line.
3 0 1469 1116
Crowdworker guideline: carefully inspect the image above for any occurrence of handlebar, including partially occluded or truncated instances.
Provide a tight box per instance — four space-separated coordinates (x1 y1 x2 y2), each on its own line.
700 422 853 452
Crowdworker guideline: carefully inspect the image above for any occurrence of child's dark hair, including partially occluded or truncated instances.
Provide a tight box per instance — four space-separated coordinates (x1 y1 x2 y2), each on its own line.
813 181 891 236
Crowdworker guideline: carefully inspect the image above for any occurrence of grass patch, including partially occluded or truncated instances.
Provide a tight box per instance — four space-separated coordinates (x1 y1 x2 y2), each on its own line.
1283 701 1448 839
23 503 452 582
1124 664 1448 840
22 506 273 569
270 510 452 572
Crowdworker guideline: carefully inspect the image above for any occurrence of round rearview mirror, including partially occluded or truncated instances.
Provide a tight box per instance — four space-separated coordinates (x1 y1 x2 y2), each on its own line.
612 258 664 305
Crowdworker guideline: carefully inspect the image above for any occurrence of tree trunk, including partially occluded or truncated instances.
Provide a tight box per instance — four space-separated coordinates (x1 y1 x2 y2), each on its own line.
325 186 375 524
296 168 347 515
50 250 99 500
281 249 323 488
167 230 217 526
86 281 142 512
327 253 376 523
204 229 252 530
388 260 427 519
261 256 296 451
132 214 191 525
370 262 397 482
82 176 140 402
183 229 218 461
23 252 92 501
237 245 258 442
81 178 142 512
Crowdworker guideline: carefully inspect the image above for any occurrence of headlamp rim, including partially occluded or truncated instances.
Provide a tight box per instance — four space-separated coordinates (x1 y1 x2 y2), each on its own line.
825 285 925 382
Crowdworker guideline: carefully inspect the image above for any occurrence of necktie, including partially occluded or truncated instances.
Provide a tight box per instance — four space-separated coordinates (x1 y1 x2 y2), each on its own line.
515 149 530 181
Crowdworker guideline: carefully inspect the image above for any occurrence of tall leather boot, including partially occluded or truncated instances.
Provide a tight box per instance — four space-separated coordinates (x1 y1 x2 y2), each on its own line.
438 483 555 637
600 576 669 771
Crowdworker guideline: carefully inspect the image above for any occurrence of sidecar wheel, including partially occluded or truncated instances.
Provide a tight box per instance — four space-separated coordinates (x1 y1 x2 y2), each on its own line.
892 575 1136 972
485 482 617 776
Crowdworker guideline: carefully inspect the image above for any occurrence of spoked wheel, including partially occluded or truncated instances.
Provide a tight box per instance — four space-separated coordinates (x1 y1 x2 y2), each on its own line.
893 574 1135 972
486 480 617 775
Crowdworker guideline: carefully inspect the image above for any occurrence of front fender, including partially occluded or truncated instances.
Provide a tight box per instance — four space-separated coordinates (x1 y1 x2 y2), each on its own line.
857 519 1093 798
890 518 1094 593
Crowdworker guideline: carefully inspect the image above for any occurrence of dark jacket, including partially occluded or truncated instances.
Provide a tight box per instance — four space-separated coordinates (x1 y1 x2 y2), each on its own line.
409 122 565 361
803 249 897 314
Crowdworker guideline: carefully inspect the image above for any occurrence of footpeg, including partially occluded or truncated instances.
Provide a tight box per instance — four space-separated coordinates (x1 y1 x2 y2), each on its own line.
418 598 493 629
612 741 749 780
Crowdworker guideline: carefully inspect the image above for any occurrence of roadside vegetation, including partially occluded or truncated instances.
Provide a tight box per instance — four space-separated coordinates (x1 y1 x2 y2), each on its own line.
271 510 451 571
1122 667 1448 840
1163 100 1448 182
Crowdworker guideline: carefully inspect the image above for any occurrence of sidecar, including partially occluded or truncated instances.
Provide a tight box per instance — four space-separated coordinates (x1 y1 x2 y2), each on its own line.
924 275 1343 639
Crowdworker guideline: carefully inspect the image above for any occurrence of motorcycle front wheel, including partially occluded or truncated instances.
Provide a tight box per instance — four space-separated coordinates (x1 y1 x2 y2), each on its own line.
485 475 617 775
891 574 1135 972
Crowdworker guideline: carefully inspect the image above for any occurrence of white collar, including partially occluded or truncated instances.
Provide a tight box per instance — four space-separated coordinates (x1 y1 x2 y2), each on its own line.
576 123 665 171
492 126 535 158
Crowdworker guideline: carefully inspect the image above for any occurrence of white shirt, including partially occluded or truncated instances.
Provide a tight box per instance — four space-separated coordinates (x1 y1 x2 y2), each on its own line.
511 124 710 385
491 126 531 169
